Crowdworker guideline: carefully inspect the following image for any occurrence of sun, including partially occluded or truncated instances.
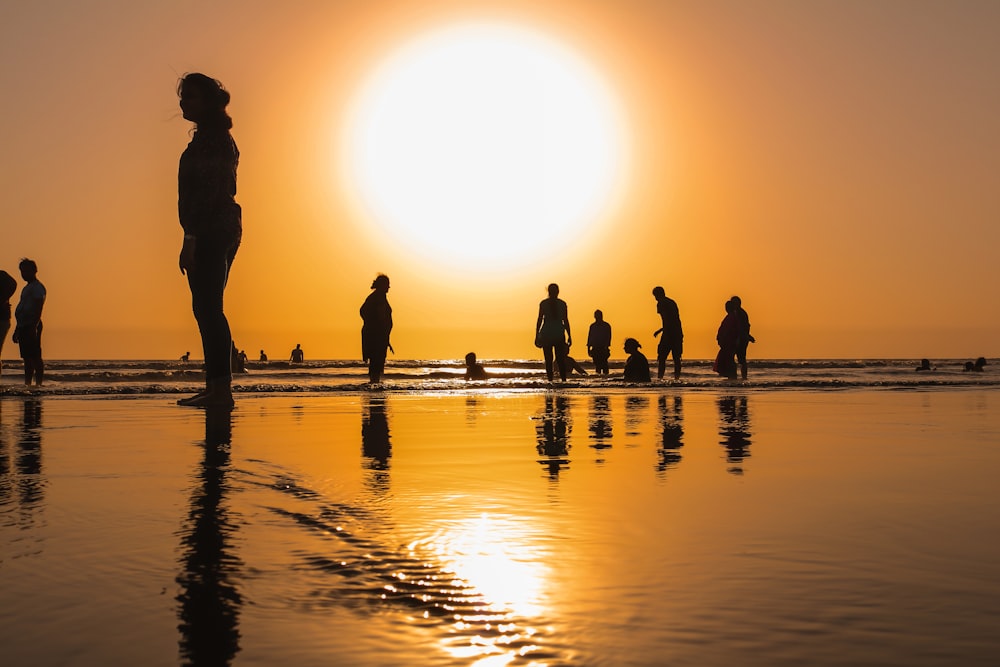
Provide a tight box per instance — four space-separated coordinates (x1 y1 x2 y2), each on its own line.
344 22 628 272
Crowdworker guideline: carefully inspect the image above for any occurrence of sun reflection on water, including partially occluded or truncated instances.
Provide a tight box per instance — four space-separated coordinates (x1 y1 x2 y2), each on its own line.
423 513 551 664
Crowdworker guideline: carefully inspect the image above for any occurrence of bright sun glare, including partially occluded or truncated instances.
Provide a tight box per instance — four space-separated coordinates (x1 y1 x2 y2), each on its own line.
345 22 627 272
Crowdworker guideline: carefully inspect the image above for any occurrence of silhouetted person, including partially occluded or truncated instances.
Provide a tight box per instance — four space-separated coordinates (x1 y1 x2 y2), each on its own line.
0 269 17 378
12 258 46 386
652 286 683 380
916 358 933 371
231 344 247 373
622 337 651 382
176 73 241 408
289 344 304 363
714 299 739 379
586 309 612 375
258 349 267 362
535 283 572 381
360 274 393 383
964 357 987 372
564 355 589 376
464 352 488 380
731 295 755 380
180 351 191 361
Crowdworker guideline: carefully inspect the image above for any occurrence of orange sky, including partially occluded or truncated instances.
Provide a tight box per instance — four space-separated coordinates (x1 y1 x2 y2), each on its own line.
2 0 998 360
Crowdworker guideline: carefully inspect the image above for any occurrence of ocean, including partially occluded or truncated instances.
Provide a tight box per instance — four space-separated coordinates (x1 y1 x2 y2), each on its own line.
0 357 995 394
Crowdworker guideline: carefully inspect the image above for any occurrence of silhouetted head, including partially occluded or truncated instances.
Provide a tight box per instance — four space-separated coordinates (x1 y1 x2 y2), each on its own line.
623 337 641 354
178 73 233 129
725 299 735 313
547 283 559 298
964 361 975 371
465 352 477 365
731 295 742 307
594 309 603 321
18 258 37 281
652 286 665 299
975 357 987 369
371 274 390 291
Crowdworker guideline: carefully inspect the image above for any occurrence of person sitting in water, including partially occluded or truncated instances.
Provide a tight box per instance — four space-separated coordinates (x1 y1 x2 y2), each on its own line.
622 337 651 383
464 352 488 381
915 359 933 371
964 357 987 372
563 354 589 376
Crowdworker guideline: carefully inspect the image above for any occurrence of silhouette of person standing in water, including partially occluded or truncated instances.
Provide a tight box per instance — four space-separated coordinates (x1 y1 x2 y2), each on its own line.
258 349 267 362
652 286 683 380
0 269 17 378
360 274 393 383
535 283 572 382
731 295 755 380
289 344 304 363
175 73 241 407
714 299 739 380
12 259 46 386
587 309 612 375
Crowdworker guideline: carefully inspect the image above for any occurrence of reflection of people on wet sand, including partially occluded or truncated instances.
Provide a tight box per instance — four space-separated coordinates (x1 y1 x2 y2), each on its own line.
12 258 46 386
464 352 488 381
718 395 752 475
535 283 572 382
0 269 18 378
652 286 683 380
657 395 684 473
731 296 755 380
622 337 651 383
587 310 612 375
535 394 571 478
713 300 739 380
916 358 933 371
176 405 242 665
963 357 987 372
361 396 392 473
175 73 242 408
360 274 393 384
289 344 304 363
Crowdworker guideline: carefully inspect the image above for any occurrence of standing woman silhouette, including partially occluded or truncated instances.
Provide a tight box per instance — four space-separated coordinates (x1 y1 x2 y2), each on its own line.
360 274 393 383
535 283 572 381
176 73 242 407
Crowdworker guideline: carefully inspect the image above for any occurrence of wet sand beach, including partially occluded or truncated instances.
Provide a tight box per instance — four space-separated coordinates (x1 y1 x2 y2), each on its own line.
2 388 999 666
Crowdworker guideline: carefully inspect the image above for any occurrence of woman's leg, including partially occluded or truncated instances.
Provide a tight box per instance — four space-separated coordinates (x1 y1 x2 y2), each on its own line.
183 241 237 405
542 345 555 381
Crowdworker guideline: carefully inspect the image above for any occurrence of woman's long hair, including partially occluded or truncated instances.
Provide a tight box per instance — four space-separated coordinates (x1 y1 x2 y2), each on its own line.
178 72 233 130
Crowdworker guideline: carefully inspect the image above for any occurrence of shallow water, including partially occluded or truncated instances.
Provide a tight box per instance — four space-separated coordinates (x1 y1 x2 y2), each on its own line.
1 388 999 665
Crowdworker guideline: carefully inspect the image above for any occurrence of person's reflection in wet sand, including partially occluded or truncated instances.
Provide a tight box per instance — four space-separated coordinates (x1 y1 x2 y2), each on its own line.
717 395 752 475
588 395 613 462
656 395 684 474
0 398 45 528
176 405 242 666
535 394 571 479
361 396 392 493
624 395 649 439
17 399 44 512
